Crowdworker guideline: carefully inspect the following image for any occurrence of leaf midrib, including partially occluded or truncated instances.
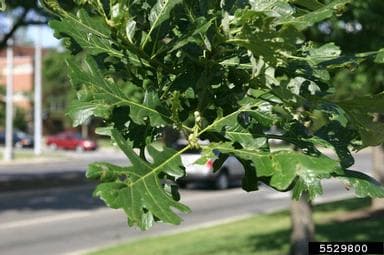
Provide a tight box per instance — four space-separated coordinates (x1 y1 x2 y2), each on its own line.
84 72 174 125
128 145 191 187
199 93 275 135
142 0 171 49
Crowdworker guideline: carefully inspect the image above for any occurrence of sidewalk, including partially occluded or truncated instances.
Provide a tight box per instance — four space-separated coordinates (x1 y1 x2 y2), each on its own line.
0 147 126 192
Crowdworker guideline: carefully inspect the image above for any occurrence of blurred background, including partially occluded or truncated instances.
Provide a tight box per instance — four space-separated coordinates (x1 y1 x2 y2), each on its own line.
0 1 383 255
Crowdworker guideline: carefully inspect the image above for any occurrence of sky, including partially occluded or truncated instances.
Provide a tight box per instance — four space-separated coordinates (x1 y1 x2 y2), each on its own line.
26 25 61 48
0 10 61 49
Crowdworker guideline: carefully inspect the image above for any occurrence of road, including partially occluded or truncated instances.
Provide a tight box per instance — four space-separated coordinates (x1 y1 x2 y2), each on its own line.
0 149 128 191
0 150 373 255
0 148 127 174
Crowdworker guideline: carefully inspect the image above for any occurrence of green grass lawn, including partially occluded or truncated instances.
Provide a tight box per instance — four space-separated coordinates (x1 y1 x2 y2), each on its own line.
88 198 383 255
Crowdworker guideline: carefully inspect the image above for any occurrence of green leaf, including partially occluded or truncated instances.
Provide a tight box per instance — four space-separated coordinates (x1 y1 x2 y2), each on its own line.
290 0 324 10
90 129 190 229
374 49 384 64
307 43 342 65
337 93 384 113
278 0 351 30
336 170 384 198
287 77 320 96
241 160 260 192
95 126 113 137
249 0 294 18
87 162 127 182
126 19 137 44
68 101 112 127
314 121 355 168
209 143 342 199
212 114 269 149
130 90 171 126
169 17 214 53
142 0 183 48
41 0 65 14
205 100 276 149
0 0 6 11
292 178 322 201
330 94 384 147
344 110 384 147
67 57 171 126
50 9 122 57
149 0 182 29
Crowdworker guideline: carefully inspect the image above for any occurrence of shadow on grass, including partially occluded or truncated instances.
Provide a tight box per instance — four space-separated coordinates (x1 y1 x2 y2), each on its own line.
248 228 291 253
247 198 383 254
316 211 384 241
315 198 371 213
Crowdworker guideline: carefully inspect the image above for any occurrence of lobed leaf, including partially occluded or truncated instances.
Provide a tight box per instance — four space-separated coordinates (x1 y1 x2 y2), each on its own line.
306 43 342 65
336 170 384 198
68 101 112 127
278 0 351 30
331 93 384 147
344 110 384 147
67 57 171 127
142 0 183 48
207 142 343 200
88 129 190 229
50 9 122 57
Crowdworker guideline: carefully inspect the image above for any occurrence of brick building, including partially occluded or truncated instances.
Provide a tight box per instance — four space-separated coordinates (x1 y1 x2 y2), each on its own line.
0 46 36 110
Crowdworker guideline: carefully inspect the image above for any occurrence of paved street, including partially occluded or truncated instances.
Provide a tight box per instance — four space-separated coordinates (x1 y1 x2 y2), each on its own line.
0 148 127 191
0 150 374 255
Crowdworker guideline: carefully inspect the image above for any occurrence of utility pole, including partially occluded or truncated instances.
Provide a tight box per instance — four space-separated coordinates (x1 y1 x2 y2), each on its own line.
34 25 42 155
4 38 14 161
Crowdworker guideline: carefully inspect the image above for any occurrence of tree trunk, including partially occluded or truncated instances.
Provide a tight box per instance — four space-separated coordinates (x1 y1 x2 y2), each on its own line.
372 145 384 210
81 122 89 139
290 192 314 255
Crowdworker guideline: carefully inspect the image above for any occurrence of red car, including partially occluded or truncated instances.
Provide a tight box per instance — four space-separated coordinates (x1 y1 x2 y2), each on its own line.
46 132 97 151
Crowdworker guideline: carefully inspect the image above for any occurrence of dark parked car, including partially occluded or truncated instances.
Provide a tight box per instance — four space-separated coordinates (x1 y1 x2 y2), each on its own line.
46 131 97 151
0 130 34 148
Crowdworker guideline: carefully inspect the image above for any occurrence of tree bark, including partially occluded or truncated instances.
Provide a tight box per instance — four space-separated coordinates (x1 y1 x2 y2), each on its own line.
372 145 384 210
290 192 314 255
81 122 89 139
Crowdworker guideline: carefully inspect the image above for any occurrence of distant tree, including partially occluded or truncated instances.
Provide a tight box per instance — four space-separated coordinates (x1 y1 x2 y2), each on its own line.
306 0 384 210
0 85 28 131
13 107 28 131
42 50 74 132
0 0 49 49
306 0 384 98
